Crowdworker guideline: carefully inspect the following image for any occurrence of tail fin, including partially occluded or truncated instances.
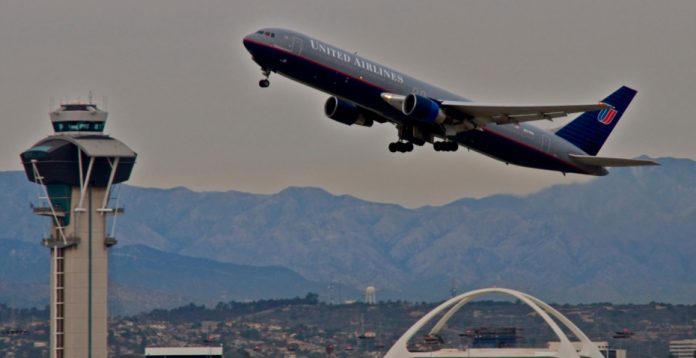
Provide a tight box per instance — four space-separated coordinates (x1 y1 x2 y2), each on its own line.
555 86 637 155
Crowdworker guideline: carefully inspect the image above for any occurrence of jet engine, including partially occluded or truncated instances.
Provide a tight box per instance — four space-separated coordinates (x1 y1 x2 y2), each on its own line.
402 94 447 125
324 97 373 127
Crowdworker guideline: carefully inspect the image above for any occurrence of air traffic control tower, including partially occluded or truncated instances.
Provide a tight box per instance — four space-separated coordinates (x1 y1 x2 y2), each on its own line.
20 101 136 358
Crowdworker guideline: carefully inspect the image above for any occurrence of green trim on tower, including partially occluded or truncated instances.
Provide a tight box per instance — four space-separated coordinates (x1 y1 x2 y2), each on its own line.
47 184 72 225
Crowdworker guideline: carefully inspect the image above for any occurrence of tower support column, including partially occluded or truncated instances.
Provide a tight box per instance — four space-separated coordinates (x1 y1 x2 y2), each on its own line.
56 187 109 358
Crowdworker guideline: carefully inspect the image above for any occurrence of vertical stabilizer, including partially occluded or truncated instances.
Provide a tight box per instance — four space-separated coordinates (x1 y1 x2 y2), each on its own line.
555 86 636 155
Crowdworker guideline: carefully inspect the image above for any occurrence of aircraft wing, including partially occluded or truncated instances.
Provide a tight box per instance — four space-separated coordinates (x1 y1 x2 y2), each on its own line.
568 154 659 167
381 93 610 126
439 101 610 125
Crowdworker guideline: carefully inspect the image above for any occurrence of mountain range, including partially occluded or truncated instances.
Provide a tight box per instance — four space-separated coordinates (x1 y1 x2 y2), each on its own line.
1 156 695 313
0 239 352 315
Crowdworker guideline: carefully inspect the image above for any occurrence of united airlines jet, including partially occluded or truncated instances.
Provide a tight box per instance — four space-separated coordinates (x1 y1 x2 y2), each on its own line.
243 28 657 175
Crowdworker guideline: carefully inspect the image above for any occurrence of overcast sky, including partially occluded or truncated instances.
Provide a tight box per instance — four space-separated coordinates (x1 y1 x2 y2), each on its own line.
1 0 694 207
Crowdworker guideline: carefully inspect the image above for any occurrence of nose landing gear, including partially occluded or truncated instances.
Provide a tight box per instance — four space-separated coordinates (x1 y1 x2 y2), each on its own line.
258 68 271 88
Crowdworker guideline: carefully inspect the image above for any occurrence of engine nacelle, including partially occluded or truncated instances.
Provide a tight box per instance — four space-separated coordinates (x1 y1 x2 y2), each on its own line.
402 94 447 125
324 97 373 127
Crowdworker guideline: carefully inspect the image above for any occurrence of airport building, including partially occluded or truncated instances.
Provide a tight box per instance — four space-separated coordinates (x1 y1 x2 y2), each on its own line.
144 346 223 357
669 339 696 358
548 341 626 358
385 287 608 358
20 100 136 358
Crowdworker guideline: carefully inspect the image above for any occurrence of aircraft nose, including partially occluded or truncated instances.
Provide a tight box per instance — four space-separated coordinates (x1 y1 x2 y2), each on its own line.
242 34 254 51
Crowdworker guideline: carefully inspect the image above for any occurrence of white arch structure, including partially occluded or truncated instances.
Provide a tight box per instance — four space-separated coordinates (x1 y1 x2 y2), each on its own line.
384 288 604 358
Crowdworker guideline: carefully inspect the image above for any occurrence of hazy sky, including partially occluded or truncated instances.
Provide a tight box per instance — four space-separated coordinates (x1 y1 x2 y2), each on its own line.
1 0 694 207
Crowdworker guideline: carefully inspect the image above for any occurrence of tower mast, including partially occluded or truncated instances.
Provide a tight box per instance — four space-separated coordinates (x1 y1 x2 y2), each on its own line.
20 99 137 358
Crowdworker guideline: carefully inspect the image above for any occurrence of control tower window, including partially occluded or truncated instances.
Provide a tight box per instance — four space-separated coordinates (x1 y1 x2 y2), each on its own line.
62 104 96 111
53 121 105 132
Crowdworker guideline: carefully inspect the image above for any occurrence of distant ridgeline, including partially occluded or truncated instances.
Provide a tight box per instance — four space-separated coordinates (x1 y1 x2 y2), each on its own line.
0 157 695 308
140 293 319 323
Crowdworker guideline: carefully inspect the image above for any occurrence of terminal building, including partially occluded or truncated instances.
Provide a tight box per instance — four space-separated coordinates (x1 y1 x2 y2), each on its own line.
144 346 223 357
463 327 522 348
548 341 626 358
385 288 610 358
669 339 696 358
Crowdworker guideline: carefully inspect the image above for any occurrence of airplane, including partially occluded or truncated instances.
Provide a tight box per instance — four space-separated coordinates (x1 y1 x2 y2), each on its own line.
242 28 658 176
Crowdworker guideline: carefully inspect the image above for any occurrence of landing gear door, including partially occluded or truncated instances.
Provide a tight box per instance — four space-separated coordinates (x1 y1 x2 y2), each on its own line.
290 37 303 56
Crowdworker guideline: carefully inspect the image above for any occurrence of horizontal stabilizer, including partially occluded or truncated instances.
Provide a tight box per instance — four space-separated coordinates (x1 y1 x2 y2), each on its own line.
568 154 659 167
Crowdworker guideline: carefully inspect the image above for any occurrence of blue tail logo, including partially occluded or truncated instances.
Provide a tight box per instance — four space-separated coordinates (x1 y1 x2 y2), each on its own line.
555 86 637 156
597 105 618 125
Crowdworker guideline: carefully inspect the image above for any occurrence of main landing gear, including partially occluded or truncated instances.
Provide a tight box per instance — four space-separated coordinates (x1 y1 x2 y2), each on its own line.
433 141 458 152
389 141 414 153
258 68 271 88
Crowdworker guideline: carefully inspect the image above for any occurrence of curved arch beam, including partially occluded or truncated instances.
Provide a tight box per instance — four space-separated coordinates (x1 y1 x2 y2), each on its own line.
384 293 465 358
432 289 602 358
525 296 604 358
429 296 474 335
384 287 598 358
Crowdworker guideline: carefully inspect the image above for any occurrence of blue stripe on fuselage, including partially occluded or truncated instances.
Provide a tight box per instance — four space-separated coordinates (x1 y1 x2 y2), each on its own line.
243 38 590 175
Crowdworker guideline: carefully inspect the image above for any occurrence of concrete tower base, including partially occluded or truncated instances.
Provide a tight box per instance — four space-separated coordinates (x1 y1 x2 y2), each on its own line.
49 187 109 358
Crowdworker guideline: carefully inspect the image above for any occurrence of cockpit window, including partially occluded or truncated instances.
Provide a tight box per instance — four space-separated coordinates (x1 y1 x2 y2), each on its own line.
257 30 276 38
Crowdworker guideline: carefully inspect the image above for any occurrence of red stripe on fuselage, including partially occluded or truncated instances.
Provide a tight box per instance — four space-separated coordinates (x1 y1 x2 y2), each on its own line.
243 38 592 175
